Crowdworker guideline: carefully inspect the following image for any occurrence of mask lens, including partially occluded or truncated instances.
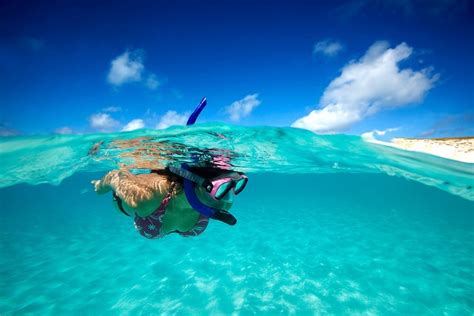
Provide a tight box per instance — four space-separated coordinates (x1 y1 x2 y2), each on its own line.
234 178 247 194
215 181 232 199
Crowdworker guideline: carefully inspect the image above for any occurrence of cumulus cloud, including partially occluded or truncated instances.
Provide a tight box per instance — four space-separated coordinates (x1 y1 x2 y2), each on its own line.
107 50 162 90
292 41 438 133
226 94 261 122
55 127 73 134
90 113 120 131
313 40 343 57
156 111 189 129
107 50 144 86
361 127 399 142
361 128 402 149
122 119 145 131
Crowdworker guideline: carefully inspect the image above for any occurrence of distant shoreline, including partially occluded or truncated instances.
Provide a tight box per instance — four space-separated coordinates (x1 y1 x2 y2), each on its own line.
398 136 474 141
391 137 474 163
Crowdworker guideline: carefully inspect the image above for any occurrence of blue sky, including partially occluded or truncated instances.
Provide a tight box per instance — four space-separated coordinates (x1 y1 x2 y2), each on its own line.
0 0 473 139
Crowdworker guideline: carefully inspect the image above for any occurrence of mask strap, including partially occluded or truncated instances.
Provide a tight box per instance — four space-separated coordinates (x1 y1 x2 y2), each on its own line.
168 165 213 192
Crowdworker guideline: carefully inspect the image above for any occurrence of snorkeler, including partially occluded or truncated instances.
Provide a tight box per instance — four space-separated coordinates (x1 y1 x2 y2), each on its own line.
92 98 248 239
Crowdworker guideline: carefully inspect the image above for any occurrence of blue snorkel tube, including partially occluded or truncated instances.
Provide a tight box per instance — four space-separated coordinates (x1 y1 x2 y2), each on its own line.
186 97 208 126
181 97 237 226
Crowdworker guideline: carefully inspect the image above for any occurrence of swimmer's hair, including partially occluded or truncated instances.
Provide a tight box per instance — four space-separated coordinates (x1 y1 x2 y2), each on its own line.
152 169 183 196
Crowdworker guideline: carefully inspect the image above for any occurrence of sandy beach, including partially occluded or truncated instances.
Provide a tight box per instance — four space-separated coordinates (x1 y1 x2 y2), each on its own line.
391 137 474 163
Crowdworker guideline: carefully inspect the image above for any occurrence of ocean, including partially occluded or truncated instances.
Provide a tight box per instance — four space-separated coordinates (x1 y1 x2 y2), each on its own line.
1 124 473 315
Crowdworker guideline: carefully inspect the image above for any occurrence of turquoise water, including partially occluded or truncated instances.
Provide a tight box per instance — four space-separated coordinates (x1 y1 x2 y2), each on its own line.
1 124 473 315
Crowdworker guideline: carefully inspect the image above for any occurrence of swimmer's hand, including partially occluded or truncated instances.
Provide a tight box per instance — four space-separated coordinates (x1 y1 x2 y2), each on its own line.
91 179 111 194
91 170 125 195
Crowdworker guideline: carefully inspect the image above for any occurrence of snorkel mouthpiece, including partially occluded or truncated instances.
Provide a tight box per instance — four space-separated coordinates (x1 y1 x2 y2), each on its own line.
213 210 237 225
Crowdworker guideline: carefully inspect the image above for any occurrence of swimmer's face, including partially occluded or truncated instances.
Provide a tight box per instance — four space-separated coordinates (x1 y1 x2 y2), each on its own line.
195 186 234 211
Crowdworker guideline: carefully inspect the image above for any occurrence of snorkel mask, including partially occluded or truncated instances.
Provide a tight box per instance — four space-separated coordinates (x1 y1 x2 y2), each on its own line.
168 166 248 201
169 97 247 226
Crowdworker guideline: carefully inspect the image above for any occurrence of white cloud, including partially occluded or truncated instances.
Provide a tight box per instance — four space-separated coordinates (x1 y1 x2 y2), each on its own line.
90 113 120 131
293 41 438 133
55 127 73 134
146 74 160 90
226 94 261 122
313 40 343 57
106 50 162 90
361 127 399 142
107 50 144 86
122 119 145 131
155 111 189 129
102 106 122 113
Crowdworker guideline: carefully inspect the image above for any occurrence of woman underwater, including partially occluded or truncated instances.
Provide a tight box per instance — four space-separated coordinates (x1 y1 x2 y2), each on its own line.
92 98 248 239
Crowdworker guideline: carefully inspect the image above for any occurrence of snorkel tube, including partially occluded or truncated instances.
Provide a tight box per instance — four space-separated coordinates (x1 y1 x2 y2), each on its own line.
182 97 237 226
186 97 208 125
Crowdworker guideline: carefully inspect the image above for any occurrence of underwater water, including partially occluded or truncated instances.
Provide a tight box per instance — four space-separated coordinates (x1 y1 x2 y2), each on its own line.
0 124 473 315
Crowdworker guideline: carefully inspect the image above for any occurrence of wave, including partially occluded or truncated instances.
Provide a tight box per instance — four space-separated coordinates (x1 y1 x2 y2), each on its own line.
0 123 472 200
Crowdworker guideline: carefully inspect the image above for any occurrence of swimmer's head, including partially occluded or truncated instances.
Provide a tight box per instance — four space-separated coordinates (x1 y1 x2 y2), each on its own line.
168 165 247 225
188 167 238 211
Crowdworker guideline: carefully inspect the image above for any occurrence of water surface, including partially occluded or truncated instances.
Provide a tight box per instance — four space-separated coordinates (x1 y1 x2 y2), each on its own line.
0 124 473 314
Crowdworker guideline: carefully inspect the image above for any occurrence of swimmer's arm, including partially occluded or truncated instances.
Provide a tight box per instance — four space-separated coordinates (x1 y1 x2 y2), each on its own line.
91 170 122 195
92 170 164 209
